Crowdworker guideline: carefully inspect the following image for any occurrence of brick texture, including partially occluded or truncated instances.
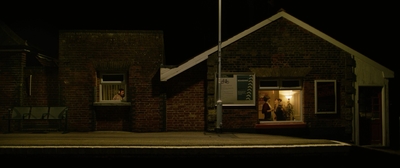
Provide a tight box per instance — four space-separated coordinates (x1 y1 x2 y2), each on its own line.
59 30 165 132
165 62 207 131
1 18 357 139
23 67 60 106
0 52 26 132
206 18 353 139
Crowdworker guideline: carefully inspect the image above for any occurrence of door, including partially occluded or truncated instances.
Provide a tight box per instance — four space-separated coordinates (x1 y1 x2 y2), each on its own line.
359 86 382 145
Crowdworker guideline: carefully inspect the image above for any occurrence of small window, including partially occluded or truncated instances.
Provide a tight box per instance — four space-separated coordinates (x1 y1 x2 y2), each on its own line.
99 73 126 101
101 74 125 83
259 80 279 89
259 79 302 89
314 80 337 114
281 79 302 89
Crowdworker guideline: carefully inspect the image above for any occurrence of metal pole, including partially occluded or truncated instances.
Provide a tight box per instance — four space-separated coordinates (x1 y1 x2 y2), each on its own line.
216 0 222 132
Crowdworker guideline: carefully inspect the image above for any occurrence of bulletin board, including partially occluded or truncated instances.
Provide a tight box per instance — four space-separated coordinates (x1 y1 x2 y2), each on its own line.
215 72 255 106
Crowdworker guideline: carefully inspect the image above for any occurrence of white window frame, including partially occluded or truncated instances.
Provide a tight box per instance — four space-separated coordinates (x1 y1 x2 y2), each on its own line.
259 79 302 90
280 79 302 90
258 78 303 123
314 80 337 114
259 79 280 90
258 89 303 123
99 73 127 102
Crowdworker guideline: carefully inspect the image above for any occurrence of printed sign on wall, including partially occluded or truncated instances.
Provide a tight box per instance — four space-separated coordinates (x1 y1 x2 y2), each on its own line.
215 73 255 106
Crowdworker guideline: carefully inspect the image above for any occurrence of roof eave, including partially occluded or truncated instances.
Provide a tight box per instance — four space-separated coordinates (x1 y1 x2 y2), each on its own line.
160 11 284 81
160 10 394 81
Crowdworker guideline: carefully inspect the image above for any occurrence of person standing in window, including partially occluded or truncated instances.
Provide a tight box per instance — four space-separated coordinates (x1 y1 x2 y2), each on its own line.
274 98 285 121
262 96 273 121
113 88 125 100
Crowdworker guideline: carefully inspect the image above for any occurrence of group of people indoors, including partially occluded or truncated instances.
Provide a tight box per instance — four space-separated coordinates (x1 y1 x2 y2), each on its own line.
261 96 288 121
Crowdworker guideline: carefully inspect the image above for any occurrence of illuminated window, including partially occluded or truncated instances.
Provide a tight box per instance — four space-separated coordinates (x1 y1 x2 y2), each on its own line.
258 79 302 122
99 73 126 101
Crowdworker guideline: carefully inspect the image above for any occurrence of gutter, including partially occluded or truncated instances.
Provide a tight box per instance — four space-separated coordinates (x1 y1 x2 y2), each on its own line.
0 49 30 53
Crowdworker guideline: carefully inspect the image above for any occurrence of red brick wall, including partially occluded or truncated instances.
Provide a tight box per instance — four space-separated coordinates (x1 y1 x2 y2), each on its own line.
0 52 25 132
207 18 351 137
165 62 207 131
23 67 60 106
59 30 164 132
220 107 259 131
94 106 131 131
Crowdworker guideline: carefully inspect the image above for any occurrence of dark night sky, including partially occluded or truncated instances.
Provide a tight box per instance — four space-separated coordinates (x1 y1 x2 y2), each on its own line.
1 0 397 73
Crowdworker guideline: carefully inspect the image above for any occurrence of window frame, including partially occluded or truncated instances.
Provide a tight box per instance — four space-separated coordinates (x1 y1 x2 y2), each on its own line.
280 79 302 90
258 78 303 123
314 80 337 114
259 79 302 90
259 79 280 90
99 73 127 102
101 73 126 84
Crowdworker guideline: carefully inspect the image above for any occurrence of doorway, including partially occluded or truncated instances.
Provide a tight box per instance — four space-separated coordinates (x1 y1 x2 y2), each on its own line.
359 86 382 145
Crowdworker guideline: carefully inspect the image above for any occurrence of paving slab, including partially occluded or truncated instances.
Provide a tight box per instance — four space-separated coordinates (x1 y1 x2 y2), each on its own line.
0 131 398 165
0 131 343 146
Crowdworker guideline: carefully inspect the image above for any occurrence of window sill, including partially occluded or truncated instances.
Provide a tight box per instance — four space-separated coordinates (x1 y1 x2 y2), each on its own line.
93 101 131 106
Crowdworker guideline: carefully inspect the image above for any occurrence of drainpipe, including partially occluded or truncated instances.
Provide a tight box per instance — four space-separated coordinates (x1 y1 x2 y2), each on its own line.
216 0 222 133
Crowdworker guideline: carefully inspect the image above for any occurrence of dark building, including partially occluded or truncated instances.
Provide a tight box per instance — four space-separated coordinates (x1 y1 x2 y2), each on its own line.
0 10 395 148
160 10 395 146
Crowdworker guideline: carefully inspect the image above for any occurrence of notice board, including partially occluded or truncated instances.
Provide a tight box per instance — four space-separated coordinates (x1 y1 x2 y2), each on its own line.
215 72 255 106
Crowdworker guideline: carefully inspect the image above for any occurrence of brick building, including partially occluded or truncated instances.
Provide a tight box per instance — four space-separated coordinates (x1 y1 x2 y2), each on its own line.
161 10 394 147
1 20 60 130
58 30 168 132
0 10 395 147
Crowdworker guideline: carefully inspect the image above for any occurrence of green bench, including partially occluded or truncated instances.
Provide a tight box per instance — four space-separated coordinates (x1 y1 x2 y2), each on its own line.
3 106 68 133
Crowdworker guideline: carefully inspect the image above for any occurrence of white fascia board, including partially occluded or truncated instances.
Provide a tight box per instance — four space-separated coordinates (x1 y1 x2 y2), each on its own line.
160 46 217 81
161 11 394 81
160 12 283 81
281 12 394 78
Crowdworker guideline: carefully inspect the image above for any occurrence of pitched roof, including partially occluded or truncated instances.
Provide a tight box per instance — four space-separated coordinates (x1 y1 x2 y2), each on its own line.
160 10 394 81
0 20 58 67
0 20 28 49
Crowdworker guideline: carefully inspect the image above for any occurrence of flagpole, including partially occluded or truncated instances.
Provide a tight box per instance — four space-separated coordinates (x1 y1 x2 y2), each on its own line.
216 0 222 133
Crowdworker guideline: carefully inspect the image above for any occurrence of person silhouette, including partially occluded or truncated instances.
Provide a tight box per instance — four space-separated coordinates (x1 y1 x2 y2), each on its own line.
274 98 285 121
113 88 125 100
262 96 273 121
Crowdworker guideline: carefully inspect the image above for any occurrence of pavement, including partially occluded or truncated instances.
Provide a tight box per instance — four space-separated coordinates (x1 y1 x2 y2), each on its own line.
0 131 399 165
